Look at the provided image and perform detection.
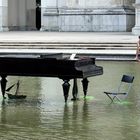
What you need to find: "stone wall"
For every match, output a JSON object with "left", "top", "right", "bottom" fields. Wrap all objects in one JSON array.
[
  {"left": 0, "top": 0, "right": 136, "bottom": 32},
  {"left": 42, "top": 0, "right": 135, "bottom": 32}
]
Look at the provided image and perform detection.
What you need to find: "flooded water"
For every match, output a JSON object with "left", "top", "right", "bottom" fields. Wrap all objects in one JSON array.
[{"left": 0, "top": 61, "right": 140, "bottom": 140}]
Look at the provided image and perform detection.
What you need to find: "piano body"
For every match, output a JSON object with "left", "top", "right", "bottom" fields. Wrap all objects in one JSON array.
[{"left": 0, "top": 53, "right": 103, "bottom": 102}]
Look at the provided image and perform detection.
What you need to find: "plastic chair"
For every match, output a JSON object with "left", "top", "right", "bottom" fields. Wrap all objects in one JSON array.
[{"left": 104, "top": 75, "right": 134, "bottom": 103}]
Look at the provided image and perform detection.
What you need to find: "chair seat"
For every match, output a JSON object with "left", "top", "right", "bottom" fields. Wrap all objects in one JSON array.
[{"left": 104, "top": 91, "right": 127, "bottom": 95}]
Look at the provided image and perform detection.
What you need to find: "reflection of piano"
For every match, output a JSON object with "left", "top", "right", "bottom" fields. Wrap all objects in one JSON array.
[{"left": 0, "top": 53, "right": 103, "bottom": 102}]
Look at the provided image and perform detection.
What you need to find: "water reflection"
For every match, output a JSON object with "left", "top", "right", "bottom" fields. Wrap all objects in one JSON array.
[{"left": 0, "top": 61, "right": 140, "bottom": 139}]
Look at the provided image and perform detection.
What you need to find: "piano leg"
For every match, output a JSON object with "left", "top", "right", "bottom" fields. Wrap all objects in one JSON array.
[
  {"left": 62, "top": 80, "right": 70, "bottom": 102},
  {"left": 71, "top": 78, "right": 78, "bottom": 101},
  {"left": 1, "top": 75, "right": 7, "bottom": 99},
  {"left": 82, "top": 78, "right": 89, "bottom": 98}
]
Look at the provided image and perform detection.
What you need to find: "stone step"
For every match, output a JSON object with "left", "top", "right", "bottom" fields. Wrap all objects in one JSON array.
[
  {"left": 0, "top": 48, "right": 136, "bottom": 61},
  {"left": 0, "top": 42, "right": 137, "bottom": 50},
  {"left": 0, "top": 42, "right": 137, "bottom": 61}
]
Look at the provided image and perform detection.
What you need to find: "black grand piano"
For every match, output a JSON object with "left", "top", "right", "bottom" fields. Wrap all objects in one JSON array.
[{"left": 0, "top": 53, "right": 103, "bottom": 102}]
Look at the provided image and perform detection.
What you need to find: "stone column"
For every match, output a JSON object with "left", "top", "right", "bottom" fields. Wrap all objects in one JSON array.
[
  {"left": 0, "top": 0, "right": 8, "bottom": 31},
  {"left": 18, "top": 0, "right": 26, "bottom": 30},
  {"left": 40, "top": 0, "right": 47, "bottom": 31},
  {"left": 132, "top": 0, "right": 140, "bottom": 35},
  {"left": 26, "top": 0, "right": 36, "bottom": 30},
  {"left": 8, "top": 0, "right": 18, "bottom": 30}
]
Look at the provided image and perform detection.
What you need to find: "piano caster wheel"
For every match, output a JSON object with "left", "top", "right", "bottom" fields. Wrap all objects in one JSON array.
[
  {"left": 71, "top": 97, "right": 79, "bottom": 101},
  {"left": 84, "top": 95, "right": 86, "bottom": 98},
  {"left": 3, "top": 96, "right": 6, "bottom": 99}
]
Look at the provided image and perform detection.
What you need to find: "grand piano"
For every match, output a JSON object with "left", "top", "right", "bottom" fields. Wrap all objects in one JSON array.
[{"left": 0, "top": 53, "right": 103, "bottom": 102}]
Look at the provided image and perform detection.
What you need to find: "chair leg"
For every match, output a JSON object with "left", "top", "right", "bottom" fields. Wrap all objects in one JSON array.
[
  {"left": 105, "top": 94, "right": 121, "bottom": 103},
  {"left": 111, "top": 96, "right": 121, "bottom": 102},
  {"left": 105, "top": 94, "right": 114, "bottom": 102},
  {"left": 114, "top": 96, "right": 121, "bottom": 102}
]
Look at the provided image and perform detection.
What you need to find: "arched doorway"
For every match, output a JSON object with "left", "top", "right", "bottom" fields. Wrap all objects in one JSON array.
[{"left": 8, "top": 0, "right": 41, "bottom": 31}]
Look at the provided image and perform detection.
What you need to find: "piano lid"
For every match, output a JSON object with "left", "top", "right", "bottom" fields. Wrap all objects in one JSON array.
[{"left": 0, "top": 53, "right": 63, "bottom": 59}]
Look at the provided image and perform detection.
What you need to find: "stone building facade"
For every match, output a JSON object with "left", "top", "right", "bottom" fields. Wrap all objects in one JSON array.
[{"left": 0, "top": 0, "right": 139, "bottom": 34}]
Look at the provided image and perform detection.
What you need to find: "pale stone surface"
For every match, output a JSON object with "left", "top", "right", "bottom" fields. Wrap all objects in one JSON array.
[
  {"left": 0, "top": 0, "right": 3, "bottom": 27},
  {"left": 136, "top": 0, "right": 140, "bottom": 3},
  {"left": 42, "top": 0, "right": 135, "bottom": 32},
  {"left": 132, "top": 1, "right": 140, "bottom": 34},
  {"left": 26, "top": 0, "right": 36, "bottom": 30},
  {"left": 0, "top": 0, "right": 136, "bottom": 32},
  {"left": 0, "top": 0, "right": 8, "bottom": 31},
  {"left": 8, "top": 0, "right": 36, "bottom": 31}
]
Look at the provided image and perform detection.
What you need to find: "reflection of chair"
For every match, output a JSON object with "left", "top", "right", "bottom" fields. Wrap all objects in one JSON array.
[{"left": 104, "top": 75, "right": 134, "bottom": 103}]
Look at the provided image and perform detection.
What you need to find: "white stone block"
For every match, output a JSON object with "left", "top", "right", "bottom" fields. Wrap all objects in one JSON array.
[
  {"left": 102, "top": 15, "right": 111, "bottom": 25},
  {"left": 112, "top": 16, "right": 119, "bottom": 25},
  {"left": 119, "top": 15, "right": 126, "bottom": 25},
  {"left": 46, "top": 0, "right": 57, "bottom": 7},
  {"left": 42, "top": 16, "right": 59, "bottom": 31}
]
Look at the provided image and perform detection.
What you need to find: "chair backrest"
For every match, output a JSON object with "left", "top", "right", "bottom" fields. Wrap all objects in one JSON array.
[
  {"left": 121, "top": 75, "right": 134, "bottom": 83},
  {"left": 118, "top": 75, "right": 134, "bottom": 96}
]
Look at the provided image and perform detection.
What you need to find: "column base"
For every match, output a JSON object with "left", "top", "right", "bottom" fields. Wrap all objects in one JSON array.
[
  {"left": 40, "top": 26, "right": 45, "bottom": 31},
  {"left": 0, "top": 26, "right": 9, "bottom": 31},
  {"left": 132, "top": 26, "right": 140, "bottom": 35}
]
